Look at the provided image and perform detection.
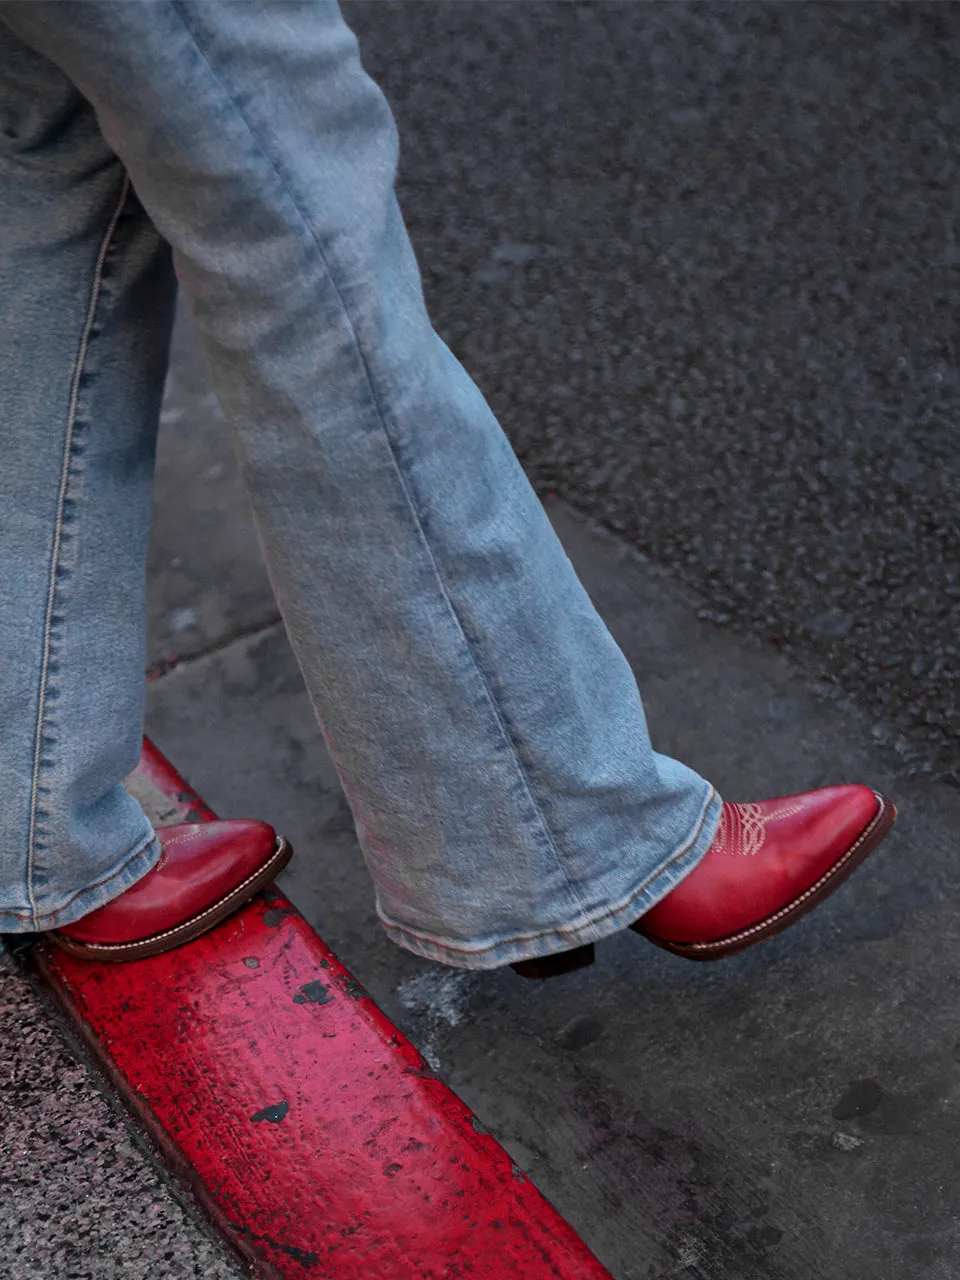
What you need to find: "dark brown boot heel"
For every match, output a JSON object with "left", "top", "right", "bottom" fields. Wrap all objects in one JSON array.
[{"left": 510, "top": 942, "right": 595, "bottom": 979}]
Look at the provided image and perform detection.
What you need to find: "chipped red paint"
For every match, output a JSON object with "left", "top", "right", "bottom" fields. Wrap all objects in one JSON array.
[
  {"left": 137, "top": 736, "right": 218, "bottom": 823},
  {"left": 33, "top": 739, "right": 612, "bottom": 1279}
]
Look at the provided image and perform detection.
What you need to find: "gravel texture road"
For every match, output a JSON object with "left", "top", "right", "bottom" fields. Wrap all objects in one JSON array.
[{"left": 0, "top": 950, "right": 241, "bottom": 1280}]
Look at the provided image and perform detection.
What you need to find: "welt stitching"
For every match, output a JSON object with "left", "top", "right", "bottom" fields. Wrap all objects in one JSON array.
[
  {"left": 165, "top": 6, "right": 585, "bottom": 919},
  {"left": 58, "top": 838, "right": 288, "bottom": 950},
  {"left": 674, "top": 794, "right": 888, "bottom": 953},
  {"left": 26, "top": 173, "right": 131, "bottom": 919}
]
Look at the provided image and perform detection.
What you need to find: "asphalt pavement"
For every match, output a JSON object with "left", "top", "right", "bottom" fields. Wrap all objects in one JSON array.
[
  {"left": 4, "top": 4, "right": 960, "bottom": 1279},
  {"left": 348, "top": 0, "right": 960, "bottom": 781}
]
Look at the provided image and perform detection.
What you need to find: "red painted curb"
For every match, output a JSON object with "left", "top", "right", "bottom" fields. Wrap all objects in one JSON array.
[{"left": 31, "top": 739, "right": 613, "bottom": 1279}]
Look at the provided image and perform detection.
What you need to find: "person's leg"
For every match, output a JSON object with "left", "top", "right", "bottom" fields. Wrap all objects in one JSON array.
[
  {"left": 0, "top": 24, "right": 292, "bottom": 958},
  {"left": 2, "top": 0, "right": 722, "bottom": 969},
  {"left": 0, "top": 23, "right": 175, "bottom": 932}
]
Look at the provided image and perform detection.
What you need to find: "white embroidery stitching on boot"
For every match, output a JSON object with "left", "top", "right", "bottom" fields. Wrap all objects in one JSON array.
[{"left": 717, "top": 802, "right": 805, "bottom": 856}]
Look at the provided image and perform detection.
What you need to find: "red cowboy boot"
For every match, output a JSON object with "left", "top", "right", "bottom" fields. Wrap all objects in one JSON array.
[
  {"left": 51, "top": 820, "right": 291, "bottom": 961},
  {"left": 513, "top": 785, "right": 895, "bottom": 978}
]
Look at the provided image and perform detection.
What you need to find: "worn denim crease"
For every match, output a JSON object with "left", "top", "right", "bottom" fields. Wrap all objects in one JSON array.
[
  {"left": 0, "top": 3, "right": 721, "bottom": 967},
  {"left": 27, "top": 172, "right": 131, "bottom": 921},
  {"left": 165, "top": 0, "right": 585, "bottom": 922},
  {"left": 379, "top": 781, "right": 718, "bottom": 960}
]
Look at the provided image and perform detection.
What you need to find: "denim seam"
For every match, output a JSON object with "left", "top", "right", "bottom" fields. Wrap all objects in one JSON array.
[
  {"left": 3, "top": 827, "right": 159, "bottom": 930},
  {"left": 25, "top": 173, "right": 131, "bottom": 921},
  {"left": 165, "top": 5, "right": 585, "bottom": 922},
  {"left": 377, "top": 782, "right": 718, "bottom": 958}
]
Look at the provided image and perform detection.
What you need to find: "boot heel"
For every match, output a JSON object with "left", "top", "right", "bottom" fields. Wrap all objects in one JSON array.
[{"left": 510, "top": 942, "right": 595, "bottom": 980}]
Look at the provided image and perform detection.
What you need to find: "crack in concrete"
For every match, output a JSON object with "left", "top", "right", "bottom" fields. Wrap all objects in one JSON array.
[{"left": 146, "top": 613, "right": 283, "bottom": 681}]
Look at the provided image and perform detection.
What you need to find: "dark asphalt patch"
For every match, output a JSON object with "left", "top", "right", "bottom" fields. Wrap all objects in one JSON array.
[{"left": 347, "top": 0, "right": 960, "bottom": 782}]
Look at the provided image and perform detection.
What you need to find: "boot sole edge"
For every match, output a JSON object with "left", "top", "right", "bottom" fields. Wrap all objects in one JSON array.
[
  {"left": 636, "top": 792, "right": 897, "bottom": 962},
  {"left": 49, "top": 837, "right": 293, "bottom": 962}
]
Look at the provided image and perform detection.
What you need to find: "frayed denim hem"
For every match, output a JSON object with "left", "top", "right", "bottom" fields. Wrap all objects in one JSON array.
[{"left": 379, "top": 786, "right": 723, "bottom": 971}]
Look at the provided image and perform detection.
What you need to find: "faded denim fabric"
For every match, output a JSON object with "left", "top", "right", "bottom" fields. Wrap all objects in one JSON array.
[{"left": 0, "top": 2, "right": 720, "bottom": 968}]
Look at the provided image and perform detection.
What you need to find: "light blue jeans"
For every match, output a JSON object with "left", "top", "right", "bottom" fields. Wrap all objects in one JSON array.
[{"left": 0, "top": 1, "right": 720, "bottom": 969}]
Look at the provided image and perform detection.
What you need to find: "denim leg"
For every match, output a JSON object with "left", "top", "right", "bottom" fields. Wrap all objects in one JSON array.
[
  {"left": 3, "top": 1, "right": 721, "bottom": 967},
  {"left": 0, "top": 24, "right": 175, "bottom": 931}
]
